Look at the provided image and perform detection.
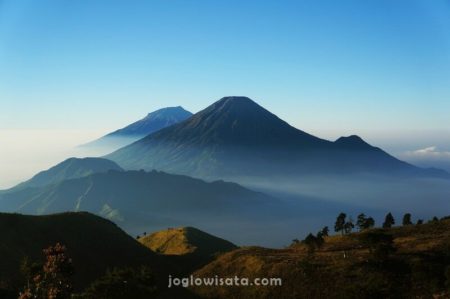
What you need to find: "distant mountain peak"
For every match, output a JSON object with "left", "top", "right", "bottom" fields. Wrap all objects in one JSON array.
[
  {"left": 106, "top": 97, "right": 448, "bottom": 179},
  {"left": 79, "top": 106, "right": 193, "bottom": 151},
  {"left": 217, "top": 96, "right": 255, "bottom": 105},
  {"left": 8, "top": 157, "right": 123, "bottom": 191},
  {"left": 209, "top": 96, "right": 265, "bottom": 113},
  {"left": 334, "top": 135, "right": 373, "bottom": 149},
  {"left": 140, "top": 96, "right": 326, "bottom": 148},
  {"left": 143, "top": 106, "right": 190, "bottom": 119}
]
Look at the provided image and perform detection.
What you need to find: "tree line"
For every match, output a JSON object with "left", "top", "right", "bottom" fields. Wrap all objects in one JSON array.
[{"left": 294, "top": 212, "right": 441, "bottom": 252}]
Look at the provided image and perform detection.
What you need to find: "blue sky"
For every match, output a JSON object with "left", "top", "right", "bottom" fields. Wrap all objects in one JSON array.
[
  {"left": 1, "top": 0, "right": 449, "bottom": 132},
  {"left": 0, "top": 0, "right": 450, "bottom": 188}
]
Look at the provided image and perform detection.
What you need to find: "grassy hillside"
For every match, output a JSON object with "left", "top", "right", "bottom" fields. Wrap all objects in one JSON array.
[
  {"left": 191, "top": 219, "right": 450, "bottom": 299},
  {"left": 139, "top": 227, "right": 238, "bottom": 274},
  {"left": 0, "top": 212, "right": 174, "bottom": 294},
  {"left": 139, "top": 227, "right": 237, "bottom": 256}
]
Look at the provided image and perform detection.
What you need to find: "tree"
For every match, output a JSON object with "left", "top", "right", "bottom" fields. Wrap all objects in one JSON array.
[
  {"left": 335, "top": 213, "right": 347, "bottom": 235},
  {"left": 291, "top": 238, "right": 300, "bottom": 246},
  {"left": 344, "top": 218, "right": 355, "bottom": 234},
  {"left": 402, "top": 213, "right": 412, "bottom": 226},
  {"left": 417, "top": 219, "right": 423, "bottom": 225},
  {"left": 357, "top": 213, "right": 367, "bottom": 231},
  {"left": 357, "top": 214, "right": 376, "bottom": 230},
  {"left": 365, "top": 217, "right": 375, "bottom": 229},
  {"left": 382, "top": 212, "right": 395, "bottom": 228},
  {"left": 19, "top": 243, "right": 74, "bottom": 299},
  {"left": 321, "top": 226, "right": 329, "bottom": 237},
  {"left": 303, "top": 232, "right": 324, "bottom": 254}
]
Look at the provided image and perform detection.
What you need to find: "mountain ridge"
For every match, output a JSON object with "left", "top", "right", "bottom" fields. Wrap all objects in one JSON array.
[
  {"left": 7, "top": 157, "right": 123, "bottom": 192},
  {"left": 106, "top": 96, "right": 448, "bottom": 180}
]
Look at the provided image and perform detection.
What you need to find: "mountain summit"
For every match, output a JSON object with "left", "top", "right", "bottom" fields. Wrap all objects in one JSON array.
[
  {"left": 106, "top": 97, "right": 447, "bottom": 180},
  {"left": 139, "top": 96, "right": 328, "bottom": 148},
  {"left": 108, "top": 106, "right": 192, "bottom": 137},
  {"left": 81, "top": 106, "right": 192, "bottom": 152}
]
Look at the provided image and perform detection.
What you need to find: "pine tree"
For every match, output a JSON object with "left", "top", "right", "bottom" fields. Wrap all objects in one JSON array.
[
  {"left": 356, "top": 213, "right": 367, "bottom": 231},
  {"left": 365, "top": 217, "right": 375, "bottom": 229},
  {"left": 382, "top": 212, "right": 395, "bottom": 228},
  {"left": 335, "top": 213, "right": 346, "bottom": 235},
  {"left": 344, "top": 217, "right": 355, "bottom": 234},
  {"left": 321, "top": 226, "right": 329, "bottom": 237},
  {"left": 402, "top": 213, "right": 412, "bottom": 226}
]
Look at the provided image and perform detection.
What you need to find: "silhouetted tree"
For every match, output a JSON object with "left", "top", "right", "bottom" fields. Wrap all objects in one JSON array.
[
  {"left": 357, "top": 214, "right": 376, "bottom": 231},
  {"left": 303, "top": 231, "right": 325, "bottom": 254},
  {"left": 303, "top": 233, "right": 317, "bottom": 254},
  {"left": 382, "top": 212, "right": 395, "bottom": 228},
  {"left": 321, "top": 226, "right": 329, "bottom": 237},
  {"left": 335, "top": 213, "right": 346, "bottom": 235},
  {"left": 315, "top": 232, "right": 325, "bottom": 248},
  {"left": 344, "top": 217, "right": 355, "bottom": 234},
  {"left": 357, "top": 213, "right": 367, "bottom": 231},
  {"left": 402, "top": 213, "right": 412, "bottom": 226},
  {"left": 417, "top": 219, "right": 423, "bottom": 225},
  {"left": 19, "top": 243, "right": 74, "bottom": 299},
  {"left": 365, "top": 217, "right": 375, "bottom": 229}
]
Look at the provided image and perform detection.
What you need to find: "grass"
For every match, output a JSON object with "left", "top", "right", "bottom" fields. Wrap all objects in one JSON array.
[{"left": 191, "top": 219, "right": 450, "bottom": 299}]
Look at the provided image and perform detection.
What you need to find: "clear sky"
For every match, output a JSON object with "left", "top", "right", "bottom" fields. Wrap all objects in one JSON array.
[{"left": 1, "top": 0, "right": 450, "bottom": 188}]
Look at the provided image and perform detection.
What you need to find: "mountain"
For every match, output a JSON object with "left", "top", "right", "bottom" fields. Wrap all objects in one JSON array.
[
  {"left": 0, "top": 170, "right": 274, "bottom": 237},
  {"left": 106, "top": 96, "right": 447, "bottom": 180},
  {"left": 81, "top": 106, "right": 192, "bottom": 151},
  {"left": 138, "top": 226, "right": 237, "bottom": 256},
  {"left": 8, "top": 157, "right": 123, "bottom": 191},
  {"left": 0, "top": 212, "right": 173, "bottom": 293},
  {"left": 192, "top": 218, "right": 450, "bottom": 299}
]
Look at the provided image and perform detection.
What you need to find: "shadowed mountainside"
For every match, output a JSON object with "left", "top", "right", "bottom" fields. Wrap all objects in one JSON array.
[
  {"left": 7, "top": 157, "right": 123, "bottom": 192},
  {"left": 0, "top": 170, "right": 275, "bottom": 241},
  {"left": 106, "top": 96, "right": 448, "bottom": 181},
  {"left": 0, "top": 212, "right": 174, "bottom": 292}
]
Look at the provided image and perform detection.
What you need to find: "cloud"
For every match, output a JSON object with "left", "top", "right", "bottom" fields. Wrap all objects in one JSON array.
[
  {"left": 405, "top": 146, "right": 450, "bottom": 159},
  {"left": 0, "top": 129, "right": 106, "bottom": 189}
]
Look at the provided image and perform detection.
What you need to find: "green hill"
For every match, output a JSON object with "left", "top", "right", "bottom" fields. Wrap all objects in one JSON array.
[
  {"left": 0, "top": 212, "right": 173, "bottom": 295},
  {"left": 191, "top": 219, "right": 450, "bottom": 299}
]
